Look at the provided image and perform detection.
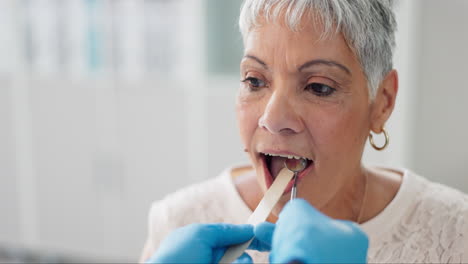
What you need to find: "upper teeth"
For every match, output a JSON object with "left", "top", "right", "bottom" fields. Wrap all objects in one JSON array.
[{"left": 263, "top": 153, "right": 306, "bottom": 160}]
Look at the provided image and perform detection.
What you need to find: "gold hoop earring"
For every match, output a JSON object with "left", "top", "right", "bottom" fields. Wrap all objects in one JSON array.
[{"left": 369, "top": 128, "right": 389, "bottom": 151}]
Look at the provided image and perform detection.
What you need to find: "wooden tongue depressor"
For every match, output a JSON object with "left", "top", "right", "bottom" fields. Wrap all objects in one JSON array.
[{"left": 219, "top": 168, "right": 294, "bottom": 263}]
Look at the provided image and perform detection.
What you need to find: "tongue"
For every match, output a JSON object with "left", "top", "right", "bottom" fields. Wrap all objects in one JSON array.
[{"left": 270, "top": 156, "right": 288, "bottom": 179}]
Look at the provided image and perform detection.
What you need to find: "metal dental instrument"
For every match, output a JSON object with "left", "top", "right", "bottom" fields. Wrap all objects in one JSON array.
[{"left": 284, "top": 158, "right": 308, "bottom": 200}]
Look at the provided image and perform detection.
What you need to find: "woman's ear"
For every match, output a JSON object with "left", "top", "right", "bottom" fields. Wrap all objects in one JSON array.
[{"left": 370, "top": 70, "right": 398, "bottom": 133}]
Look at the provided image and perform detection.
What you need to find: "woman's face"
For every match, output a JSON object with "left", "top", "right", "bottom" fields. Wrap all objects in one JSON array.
[{"left": 237, "top": 17, "right": 374, "bottom": 214}]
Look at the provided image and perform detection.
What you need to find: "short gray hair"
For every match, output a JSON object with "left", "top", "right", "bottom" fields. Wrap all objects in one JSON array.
[{"left": 239, "top": 0, "right": 397, "bottom": 98}]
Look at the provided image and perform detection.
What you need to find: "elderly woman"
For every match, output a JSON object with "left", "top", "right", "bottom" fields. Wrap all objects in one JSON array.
[{"left": 140, "top": 0, "right": 468, "bottom": 263}]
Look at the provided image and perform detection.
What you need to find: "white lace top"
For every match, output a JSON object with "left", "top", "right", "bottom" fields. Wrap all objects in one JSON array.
[{"left": 144, "top": 167, "right": 468, "bottom": 263}]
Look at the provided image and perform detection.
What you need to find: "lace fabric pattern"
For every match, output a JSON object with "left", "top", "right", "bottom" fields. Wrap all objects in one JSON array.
[{"left": 368, "top": 182, "right": 468, "bottom": 263}]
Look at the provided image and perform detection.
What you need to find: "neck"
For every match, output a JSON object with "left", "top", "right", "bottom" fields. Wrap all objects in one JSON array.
[{"left": 320, "top": 166, "right": 368, "bottom": 223}]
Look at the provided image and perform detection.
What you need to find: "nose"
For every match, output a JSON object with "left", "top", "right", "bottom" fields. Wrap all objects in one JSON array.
[{"left": 258, "top": 91, "right": 304, "bottom": 135}]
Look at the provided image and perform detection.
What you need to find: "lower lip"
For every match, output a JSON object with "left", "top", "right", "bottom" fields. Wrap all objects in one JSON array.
[{"left": 261, "top": 155, "right": 314, "bottom": 194}]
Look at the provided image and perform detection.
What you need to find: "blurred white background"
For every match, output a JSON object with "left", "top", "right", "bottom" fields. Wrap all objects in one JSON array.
[{"left": 0, "top": 0, "right": 467, "bottom": 262}]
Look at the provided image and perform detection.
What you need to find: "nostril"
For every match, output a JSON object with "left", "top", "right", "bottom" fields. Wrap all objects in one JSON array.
[
  {"left": 258, "top": 116, "right": 301, "bottom": 135},
  {"left": 279, "top": 127, "right": 299, "bottom": 135},
  {"left": 257, "top": 106, "right": 304, "bottom": 134}
]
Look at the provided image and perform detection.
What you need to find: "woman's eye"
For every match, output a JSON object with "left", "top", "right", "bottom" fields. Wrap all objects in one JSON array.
[
  {"left": 305, "top": 83, "right": 336, "bottom": 96},
  {"left": 241, "top": 77, "right": 266, "bottom": 90}
]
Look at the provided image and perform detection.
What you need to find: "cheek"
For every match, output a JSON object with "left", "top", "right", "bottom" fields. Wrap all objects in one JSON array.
[
  {"left": 236, "top": 100, "right": 260, "bottom": 147},
  {"left": 309, "top": 106, "right": 369, "bottom": 158}
]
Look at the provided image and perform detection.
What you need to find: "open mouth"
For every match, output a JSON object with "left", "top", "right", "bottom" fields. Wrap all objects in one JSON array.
[{"left": 260, "top": 152, "right": 314, "bottom": 190}]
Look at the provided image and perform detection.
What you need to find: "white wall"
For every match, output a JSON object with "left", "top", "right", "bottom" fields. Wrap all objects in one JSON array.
[
  {"left": 412, "top": 0, "right": 468, "bottom": 191},
  {"left": 0, "top": 80, "right": 21, "bottom": 243}
]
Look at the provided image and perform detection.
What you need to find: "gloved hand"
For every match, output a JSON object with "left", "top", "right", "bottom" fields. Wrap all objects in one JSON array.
[
  {"left": 253, "top": 199, "right": 369, "bottom": 264},
  {"left": 145, "top": 223, "right": 254, "bottom": 264}
]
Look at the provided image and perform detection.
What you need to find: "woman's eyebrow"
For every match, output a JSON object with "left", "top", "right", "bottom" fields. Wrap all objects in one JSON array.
[
  {"left": 298, "top": 59, "right": 351, "bottom": 76},
  {"left": 242, "top": 55, "right": 351, "bottom": 76},
  {"left": 242, "top": 54, "right": 268, "bottom": 69}
]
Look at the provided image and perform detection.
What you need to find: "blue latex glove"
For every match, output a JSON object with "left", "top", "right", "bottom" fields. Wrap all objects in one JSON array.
[
  {"left": 146, "top": 223, "right": 254, "bottom": 264},
  {"left": 253, "top": 199, "right": 369, "bottom": 264}
]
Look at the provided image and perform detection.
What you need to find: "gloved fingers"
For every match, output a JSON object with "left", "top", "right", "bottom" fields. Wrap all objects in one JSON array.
[
  {"left": 272, "top": 210, "right": 369, "bottom": 264},
  {"left": 254, "top": 222, "right": 275, "bottom": 242},
  {"left": 232, "top": 252, "right": 253, "bottom": 264},
  {"left": 213, "top": 249, "right": 253, "bottom": 264},
  {"left": 248, "top": 222, "right": 274, "bottom": 252},
  {"left": 203, "top": 223, "right": 254, "bottom": 247},
  {"left": 333, "top": 219, "right": 370, "bottom": 250},
  {"left": 247, "top": 237, "right": 271, "bottom": 252},
  {"left": 277, "top": 199, "right": 328, "bottom": 226}
]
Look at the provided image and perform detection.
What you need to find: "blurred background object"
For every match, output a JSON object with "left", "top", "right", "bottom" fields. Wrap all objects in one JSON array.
[{"left": 0, "top": 0, "right": 467, "bottom": 262}]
